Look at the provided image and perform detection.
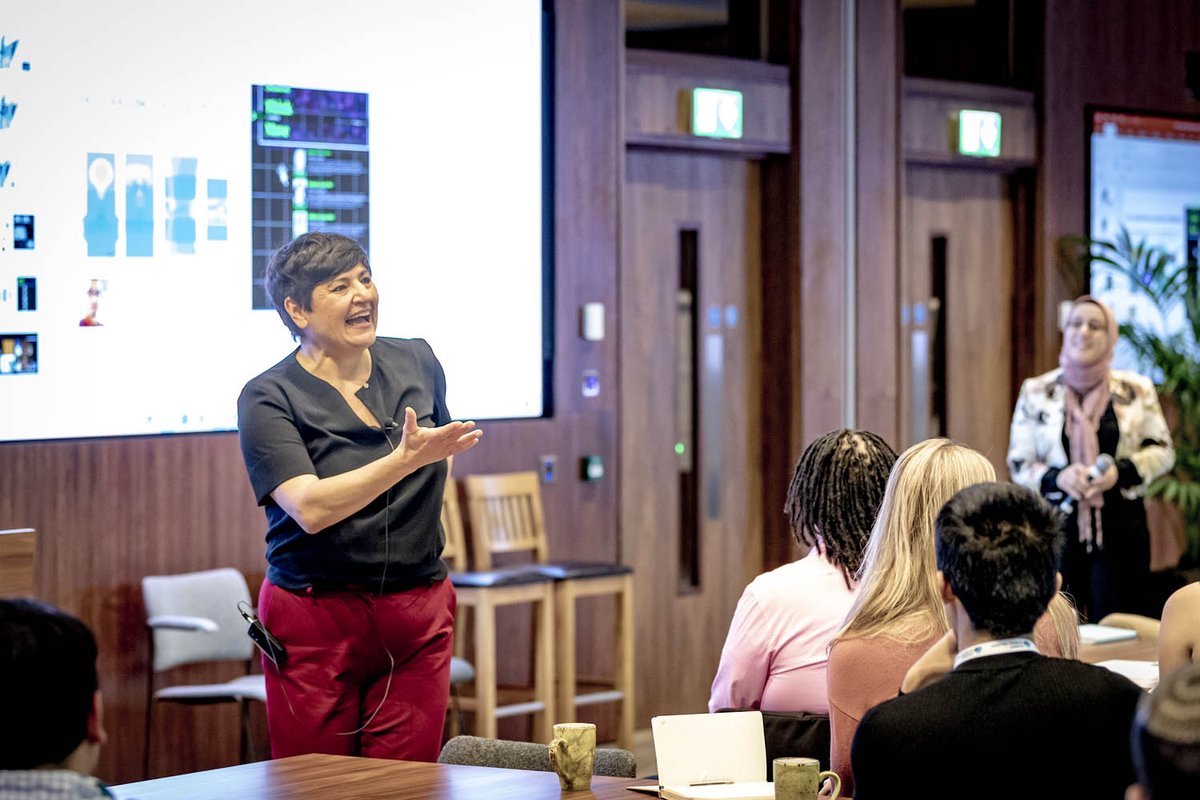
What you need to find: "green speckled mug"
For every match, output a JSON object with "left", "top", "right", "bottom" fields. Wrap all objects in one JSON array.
[{"left": 773, "top": 757, "right": 841, "bottom": 800}]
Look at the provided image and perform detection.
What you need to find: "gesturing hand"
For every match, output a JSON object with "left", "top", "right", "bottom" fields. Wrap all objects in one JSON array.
[{"left": 398, "top": 407, "right": 482, "bottom": 469}]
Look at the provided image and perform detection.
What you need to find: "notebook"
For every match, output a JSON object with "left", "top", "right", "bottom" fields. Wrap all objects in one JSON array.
[{"left": 626, "top": 711, "right": 774, "bottom": 800}]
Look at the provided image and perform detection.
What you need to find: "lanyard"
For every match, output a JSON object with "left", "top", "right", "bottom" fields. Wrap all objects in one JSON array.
[{"left": 953, "top": 637, "right": 1038, "bottom": 669}]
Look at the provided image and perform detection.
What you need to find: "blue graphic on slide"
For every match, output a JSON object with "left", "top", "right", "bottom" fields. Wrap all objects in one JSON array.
[
  {"left": 0, "top": 97, "right": 15, "bottom": 129},
  {"left": 0, "top": 162, "right": 9, "bottom": 187},
  {"left": 126, "top": 155, "right": 153, "bottom": 257},
  {"left": 0, "top": 37, "right": 17, "bottom": 69},
  {"left": 84, "top": 153, "right": 118, "bottom": 257},
  {"left": 165, "top": 157, "right": 197, "bottom": 253},
  {"left": 207, "top": 179, "right": 227, "bottom": 240}
]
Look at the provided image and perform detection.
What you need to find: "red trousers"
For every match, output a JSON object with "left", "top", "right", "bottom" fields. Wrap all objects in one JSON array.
[{"left": 257, "top": 577, "right": 455, "bottom": 761}]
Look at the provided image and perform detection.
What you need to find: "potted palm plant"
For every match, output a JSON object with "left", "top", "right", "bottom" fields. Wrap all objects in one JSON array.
[{"left": 1060, "top": 227, "right": 1200, "bottom": 565}]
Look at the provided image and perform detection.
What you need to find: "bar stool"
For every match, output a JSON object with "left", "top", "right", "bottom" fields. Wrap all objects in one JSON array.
[
  {"left": 461, "top": 471, "right": 635, "bottom": 749},
  {"left": 441, "top": 477, "right": 556, "bottom": 741}
]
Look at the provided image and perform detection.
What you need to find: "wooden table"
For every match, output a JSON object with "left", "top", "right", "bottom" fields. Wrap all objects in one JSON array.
[{"left": 111, "top": 754, "right": 647, "bottom": 800}]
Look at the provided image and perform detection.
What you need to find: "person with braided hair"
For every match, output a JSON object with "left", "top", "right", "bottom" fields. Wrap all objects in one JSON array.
[{"left": 708, "top": 429, "right": 897, "bottom": 714}]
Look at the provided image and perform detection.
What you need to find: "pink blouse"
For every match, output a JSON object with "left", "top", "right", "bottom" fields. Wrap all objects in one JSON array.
[{"left": 708, "top": 549, "right": 858, "bottom": 714}]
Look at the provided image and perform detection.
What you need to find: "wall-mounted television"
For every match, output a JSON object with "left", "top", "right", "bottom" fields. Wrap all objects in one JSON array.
[
  {"left": 1087, "top": 106, "right": 1200, "bottom": 369},
  {"left": 0, "top": 0, "right": 552, "bottom": 443}
]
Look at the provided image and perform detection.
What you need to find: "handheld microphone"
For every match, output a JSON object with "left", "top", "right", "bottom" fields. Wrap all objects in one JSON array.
[{"left": 1058, "top": 454, "right": 1116, "bottom": 514}]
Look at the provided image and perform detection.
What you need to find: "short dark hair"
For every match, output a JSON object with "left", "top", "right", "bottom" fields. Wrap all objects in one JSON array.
[
  {"left": 935, "top": 482, "right": 1063, "bottom": 638},
  {"left": 265, "top": 232, "right": 370, "bottom": 336},
  {"left": 0, "top": 599, "right": 99, "bottom": 769},
  {"left": 784, "top": 429, "right": 897, "bottom": 586},
  {"left": 1133, "top": 662, "right": 1200, "bottom": 799}
]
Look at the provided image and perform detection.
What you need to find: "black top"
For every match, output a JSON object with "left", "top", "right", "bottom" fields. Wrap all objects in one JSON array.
[
  {"left": 237, "top": 337, "right": 451, "bottom": 592},
  {"left": 851, "top": 652, "right": 1142, "bottom": 800}
]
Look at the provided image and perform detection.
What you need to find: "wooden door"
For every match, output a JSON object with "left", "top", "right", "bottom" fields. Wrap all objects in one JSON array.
[
  {"left": 621, "top": 151, "right": 763, "bottom": 721},
  {"left": 900, "top": 166, "right": 1016, "bottom": 473}
]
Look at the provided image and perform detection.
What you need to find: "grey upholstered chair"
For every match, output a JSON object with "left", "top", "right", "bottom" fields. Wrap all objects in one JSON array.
[
  {"left": 142, "top": 567, "right": 267, "bottom": 777},
  {"left": 437, "top": 734, "right": 637, "bottom": 778}
]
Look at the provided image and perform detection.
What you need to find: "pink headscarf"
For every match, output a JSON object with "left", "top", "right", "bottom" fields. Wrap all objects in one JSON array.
[{"left": 1059, "top": 295, "right": 1118, "bottom": 549}]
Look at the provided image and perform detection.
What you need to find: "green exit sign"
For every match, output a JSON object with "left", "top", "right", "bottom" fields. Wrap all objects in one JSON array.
[
  {"left": 957, "top": 109, "right": 1002, "bottom": 157},
  {"left": 691, "top": 88, "right": 743, "bottom": 139}
]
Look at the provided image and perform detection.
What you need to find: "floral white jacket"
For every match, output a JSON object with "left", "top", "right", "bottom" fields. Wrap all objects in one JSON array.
[{"left": 1007, "top": 368, "right": 1175, "bottom": 499}]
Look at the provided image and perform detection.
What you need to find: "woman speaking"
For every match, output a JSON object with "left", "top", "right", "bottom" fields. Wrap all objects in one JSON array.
[
  {"left": 237, "top": 232, "right": 481, "bottom": 761},
  {"left": 1007, "top": 295, "right": 1173, "bottom": 620}
]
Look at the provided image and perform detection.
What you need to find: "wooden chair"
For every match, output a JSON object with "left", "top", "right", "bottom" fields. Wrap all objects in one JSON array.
[
  {"left": 442, "top": 477, "right": 557, "bottom": 741},
  {"left": 462, "top": 472, "right": 635, "bottom": 749},
  {"left": 0, "top": 528, "right": 36, "bottom": 596}
]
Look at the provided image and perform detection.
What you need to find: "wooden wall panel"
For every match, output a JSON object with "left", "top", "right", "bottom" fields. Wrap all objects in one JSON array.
[
  {"left": 1039, "top": 0, "right": 1200, "bottom": 370},
  {"left": 625, "top": 50, "right": 790, "bottom": 153},
  {"left": 0, "top": 434, "right": 266, "bottom": 782},
  {"left": 903, "top": 78, "right": 1037, "bottom": 167},
  {"left": 0, "top": 0, "right": 623, "bottom": 780},
  {"left": 855, "top": 0, "right": 902, "bottom": 446},
  {"left": 760, "top": 0, "right": 901, "bottom": 568}
]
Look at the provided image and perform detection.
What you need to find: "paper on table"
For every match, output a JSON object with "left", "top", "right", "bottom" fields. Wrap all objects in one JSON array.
[
  {"left": 657, "top": 780, "right": 775, "bottom": 800},
  {"left": 1079, "top": 624, "right": 1139, "bottom": 645},
  {"left": 1096, "top": 659, "right": 1159, "bottom": 691}
]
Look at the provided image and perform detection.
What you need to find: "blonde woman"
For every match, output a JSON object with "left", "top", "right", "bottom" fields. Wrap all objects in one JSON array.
[{"left": 824, "top": 439, "right": 1077, "bottom": 794}]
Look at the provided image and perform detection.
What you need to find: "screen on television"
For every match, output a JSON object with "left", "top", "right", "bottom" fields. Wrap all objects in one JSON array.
[
  {"left": 0, "top": 1, "right": 550, "bottom": 442},
  {"left": 1088, "top": 107, "right": 1200, "bottom": 369}
]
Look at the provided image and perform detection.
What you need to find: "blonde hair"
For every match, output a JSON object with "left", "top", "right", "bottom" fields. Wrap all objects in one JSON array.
[
  {"left": 1041, "top": 592, "right": 1081, "bottom": 659},
  {"left": 832, "top": 438, "right": 996, "bottom": 645}
]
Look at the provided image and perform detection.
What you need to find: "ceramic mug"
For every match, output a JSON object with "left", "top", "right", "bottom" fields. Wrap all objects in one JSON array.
[
  {"left": 548, "top": 722, "right": 596, "bottom": 791},
  {"left": 773, "top": 756, "right": 841, "bottom": 800}
]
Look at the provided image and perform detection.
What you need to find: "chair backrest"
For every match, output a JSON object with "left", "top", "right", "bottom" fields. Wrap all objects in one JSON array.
[
  {"left": 438, "top": 735, "right": 637, "bottom": 778},
  {"left": 0, "top": 528, "right": 36, "bottom": 597},
  {"left": 462, "top": 472, "right": 550, "bottom": 570},
  {"left": 440, "top": 477, "right": 468, "bottom": 571},
  {"left": 714, "top": 708, "right": 832, "bottom": 776},
  {"left": 142, "top": 567, "right": 255, "bottom": 672}
]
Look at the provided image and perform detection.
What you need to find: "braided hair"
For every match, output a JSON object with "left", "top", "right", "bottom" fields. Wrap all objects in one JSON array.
[{"left": 783, "top": 429, "right": 896, "bottom": 587}]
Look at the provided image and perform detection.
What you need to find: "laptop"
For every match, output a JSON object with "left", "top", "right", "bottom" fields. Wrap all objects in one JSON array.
[{"left": 626, "top": 711, "right": 772, "bottom": 799}]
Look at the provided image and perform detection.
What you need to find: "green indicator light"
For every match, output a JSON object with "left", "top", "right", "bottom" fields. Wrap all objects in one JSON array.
[
  {"left": 308, "top": 212, "right": 337, "bottom": 222},
  {"left": 263, "top": 121, "right": 291, "bottom": 138},
  {"left": 263, "top": 98, "right": 294, "bottom": 116},
  {"left": 674, "top": 443, "right": 686, "bottom": 455}
]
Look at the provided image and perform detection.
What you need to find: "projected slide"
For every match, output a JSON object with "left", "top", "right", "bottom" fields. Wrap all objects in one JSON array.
[
  {"left": 0, "top": 2, "right": 547, "bottom": 442},
  {"left": 251, "top": 85, "right": 370, "bottom": 308},
  {"left": 1089, "top": 109, "right": 1200, "bottom": 369}
]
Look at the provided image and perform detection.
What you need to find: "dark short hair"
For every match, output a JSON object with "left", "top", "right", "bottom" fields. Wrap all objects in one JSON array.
[
  {"left": 784, "top": 429, "right": 897, "bottom": 586},
  {"left": 1133, "top": 662, "right": 1200, "bottom": 799},
  {"left": 265, "top": 232, "right": 370, "bottom": 337},
  {"left": 935, "top": 482, "right": 1063, "bottom": 638},
  {"left": 0, "top": 599, "right": 99, "bottom": 769}
]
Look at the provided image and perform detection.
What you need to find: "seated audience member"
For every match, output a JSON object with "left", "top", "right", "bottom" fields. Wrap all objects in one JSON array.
[
  {"left": 851, "top": 483, "right": 1142, "bottom": 800},
  {"left": 825, "top": 439, "right": 994, "bottom": 794},
  {"left": 826, "top": 439, "right": 1080, "bottom": 793},
  {"left": 0, "top": 599, "right": 109, "bottom": 799},
  {"left": 1158, "top": 582, "right": 1200, "bottom": 679},
  {"left": 709, "top": 430, "right": 897, "bottom": 714},
  {"left": 1129, "top": 660, "right": 1200, "bottom": 800}
]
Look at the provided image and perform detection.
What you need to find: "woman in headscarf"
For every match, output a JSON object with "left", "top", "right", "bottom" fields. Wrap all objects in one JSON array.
[{"left": 1007, "top": 295, "right": 1174, "bottom": 621}]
